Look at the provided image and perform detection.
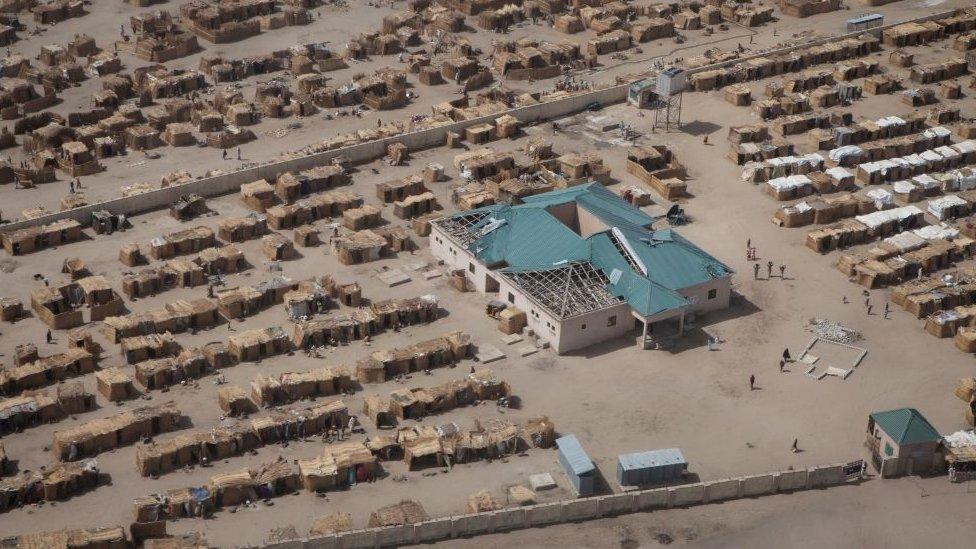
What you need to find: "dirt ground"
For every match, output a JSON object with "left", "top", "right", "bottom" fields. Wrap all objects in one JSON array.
[{"left": 1, "top": 0, "right": 976, "bottom": 546}]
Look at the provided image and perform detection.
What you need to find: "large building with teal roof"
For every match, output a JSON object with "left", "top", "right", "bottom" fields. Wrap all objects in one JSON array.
[{"left": 429, "top": 184, "right": 733, "bottom": 353}]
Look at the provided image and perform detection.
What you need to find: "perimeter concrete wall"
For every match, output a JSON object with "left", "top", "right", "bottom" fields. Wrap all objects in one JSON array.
[
  {"left": 3, "top": 8, "right": 957, "bottom": 238},
  {"left": 526, "top": 502, "right": 563, "bottom": 526},
  {"left": 0, "top": 85, "right": 626, "bottom": 235},
  {"left": 704, "top": 478, "right": 741, "bottom": 502},
  {"left": 669, "top": 482, "right": 705, "bottom": 506},
  {"left": 563, "top": 497, "right": 600, "bottom": 521},
  {"left": 636, "top": 487, "right": 669, "bottom": 510},
  {"left": 288, "top": 462, "right": 858, "bottom": 548},
  {"left": 598, "top": 493, "right": 635, "bottom": 515},
  {"left": 740, "top": 473, "right": 778, "bottom": 497},
  {"left": 778, "top": 469, "right": 810, "bottom": 491}
]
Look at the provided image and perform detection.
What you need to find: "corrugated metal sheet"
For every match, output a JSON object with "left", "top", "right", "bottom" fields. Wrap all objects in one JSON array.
[
  {"left": 471, "top": 208, "right": 588, "bottom": 269},
  {"left": 618, "top": 448, "right": 686, "bottom": 470}
]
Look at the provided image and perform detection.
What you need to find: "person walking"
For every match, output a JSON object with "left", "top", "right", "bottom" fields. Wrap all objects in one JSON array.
[
  {"left": 747, "top": 238, "right": 751, "bottom": 249},
  {"left": 779, "top": 264, "right": 786, "bottom": 278},
  {"left": 749, "top": 374, "right": 756, "bottom": 390},
  {"left": 791, "top": 438, "right": 799, "bottom": 453},
  {"left": 222, "top": 149, "right": 227, "bottom": 160},
  {"left": 779, "top": 359, "right": 785, "bottom": 372},
  {"left": 766, "top": 260, "right": 773, "bottom": 279},
  {"left": 46, "top": 329, "right": 52, "bottom": 343},
  {"left": 753, "top": 263, "right": 760, "bottom": 280},
  {"left": 69, "top": 180, "right": 74, "bottom": 194},
  {"left": 884, "top": 302, "right": 890, "bottom": 319},
  {"left": 783, "top": 348, "right": 791, "bottom": 362},
  {"left": 236, "top": 147, "right": 242, "bottom": 160}
]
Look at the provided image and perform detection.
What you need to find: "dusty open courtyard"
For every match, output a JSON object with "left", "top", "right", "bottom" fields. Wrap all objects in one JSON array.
[{"left": 0, "top": 0, "right": 975, "bottom": 547}]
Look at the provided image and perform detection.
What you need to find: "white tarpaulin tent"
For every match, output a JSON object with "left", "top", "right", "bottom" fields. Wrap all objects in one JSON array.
[{"left": 855, "top": 205, "right": 923, "bottom": 229}]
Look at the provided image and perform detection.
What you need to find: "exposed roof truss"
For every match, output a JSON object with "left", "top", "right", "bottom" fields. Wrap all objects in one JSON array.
[
  {"left": 503, "top": 261, "right": 622, "bottom": 319},
  {"left": 434, "top": 210, "right": 494, "bottom": 246}
]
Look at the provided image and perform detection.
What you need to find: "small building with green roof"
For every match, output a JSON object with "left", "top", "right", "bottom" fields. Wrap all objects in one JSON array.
[
  {"left": 866, "top": 408, "right": 943, "bottom": 477},
  {"left": 429, "top": 183, "right": 733, "bottom": 353}
]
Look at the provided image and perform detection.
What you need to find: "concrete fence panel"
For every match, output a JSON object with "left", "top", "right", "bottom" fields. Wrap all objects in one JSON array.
[
  {"left": 740, "top": 474, "right": 778, "bottom": 497},
  {"left": 809, "top": 464, "right": 847, "bottom": 487},
  {"left": 597, "top": 493, "right": 635, "bottom": 516},
  {"left": 489, "top": 508, "right": 526, "bottom": 532},
  {"left": 374, "top": 525, "right": 415, "bottom": 547},
  {"left": 257, "top": 459, "right": 860, "bottom": 549},
  {"left": 451, "top": 513, "right": 490, "bottom": 538},
  {"left": 669, "top": 483, "right": 705, "bottom": 507},
  {"left": 526, "top": 502, "right": 564, "bottom": 526},
  {"left": 302, "top": 536, "right": 337, "bottom": 549},
  {"left": 335, "top": 529, "right": 376, "bottom": 549},
  {"left": 562, "top": 498, "right": 601, "bottom": 522},
  {"left": 263, "top": 541, "right": 304, "bottom": 549},
  {"left": 635, "top": 487, "right": 669, "bottom": 510},
  {"left": 414, "top": 517, "right": 453, "bottom": 543},
  {"left": 703, "top": 478, "right": 740, "bottom": 502},
  {"left": 777, "top": 469, "right": 809, "bottom": 491}
]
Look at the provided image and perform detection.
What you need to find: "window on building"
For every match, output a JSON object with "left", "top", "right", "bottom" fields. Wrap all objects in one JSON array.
[
  {"left": 507, "top": 292, "right": 515, "bottom": 304},
  {"left": 708, "top": 289, "right": 717, "bottom": 300},
  {"left": 468, "top": 262, "right": 475, "bottom": 274},
  {"left": 884, "top": 442, "right": 893, "bottom": 456},
  {"left": 581, "top": 323, "right": 586, "bottom": 330},
  {"left": 607, "top": 315, "right": 616, "bottom": 327}
]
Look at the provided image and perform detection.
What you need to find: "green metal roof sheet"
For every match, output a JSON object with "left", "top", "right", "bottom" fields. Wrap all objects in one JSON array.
[
  {"left": 446, "top": 183, "right": 730, "bottom": 318},
  {"left": 467, "top": 207, "right": 589, "bottom": 269},
  {"left": 870, "top": 408, "right": 940, "bottom": 446},
  {"left": 520, "top": 183, "right": 654, "bottom": 228},
  {"left": 589, "top": 232, "right": 689, "bottom": 317},
  {"left": 611, "top": 226, "right": 733, "bottom": 290}
]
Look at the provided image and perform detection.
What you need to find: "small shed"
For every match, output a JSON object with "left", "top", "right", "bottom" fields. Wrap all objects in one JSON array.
[
  {"left": 866, "top": 408, "right": 942, "bottom": 477},
  {"left": 556, "top": 434, "right": 596, "bottom": 496},
  {"left": 846, "top": 13, "right": 883, "bottom": 33},
  {"left": 616, "top": 448, "right": 687, "bottom": 486}
]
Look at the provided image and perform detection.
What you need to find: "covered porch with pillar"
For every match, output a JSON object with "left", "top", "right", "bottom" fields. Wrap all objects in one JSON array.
[{"left": 633, "top": 306, "right": 688, "bottom": 350}]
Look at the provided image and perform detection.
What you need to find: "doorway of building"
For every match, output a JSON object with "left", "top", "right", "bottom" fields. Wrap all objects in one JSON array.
[{"left": 485, "top": 274, "right": 500, "bottom": 293}]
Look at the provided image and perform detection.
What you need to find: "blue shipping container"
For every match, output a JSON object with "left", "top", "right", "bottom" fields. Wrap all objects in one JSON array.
[
  {"left": 616, "top": 448, "right": 687, "bottom": 487},
  {"left": 556, "top": 435, "right": 596, "bottom": 495}
]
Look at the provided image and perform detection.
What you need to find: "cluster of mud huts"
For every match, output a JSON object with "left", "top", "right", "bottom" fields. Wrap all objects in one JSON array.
[
  {"left": 135, "top": 399, "right": 349, "bottom": 477},
  {"left": 292, "top": 295, "right": 440, "bottom": 349},
  {"left": 354, "top": 330, "right": 470, "bottom": 383},
  {"left": 179, "top": 0, "right": 309, "bottom": 44},
  {"left": 361, "top": 415, "right": 554, "bottom": 470},
  {"left": 363, "top": 368, "right": 510, "bottom": 427}
]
